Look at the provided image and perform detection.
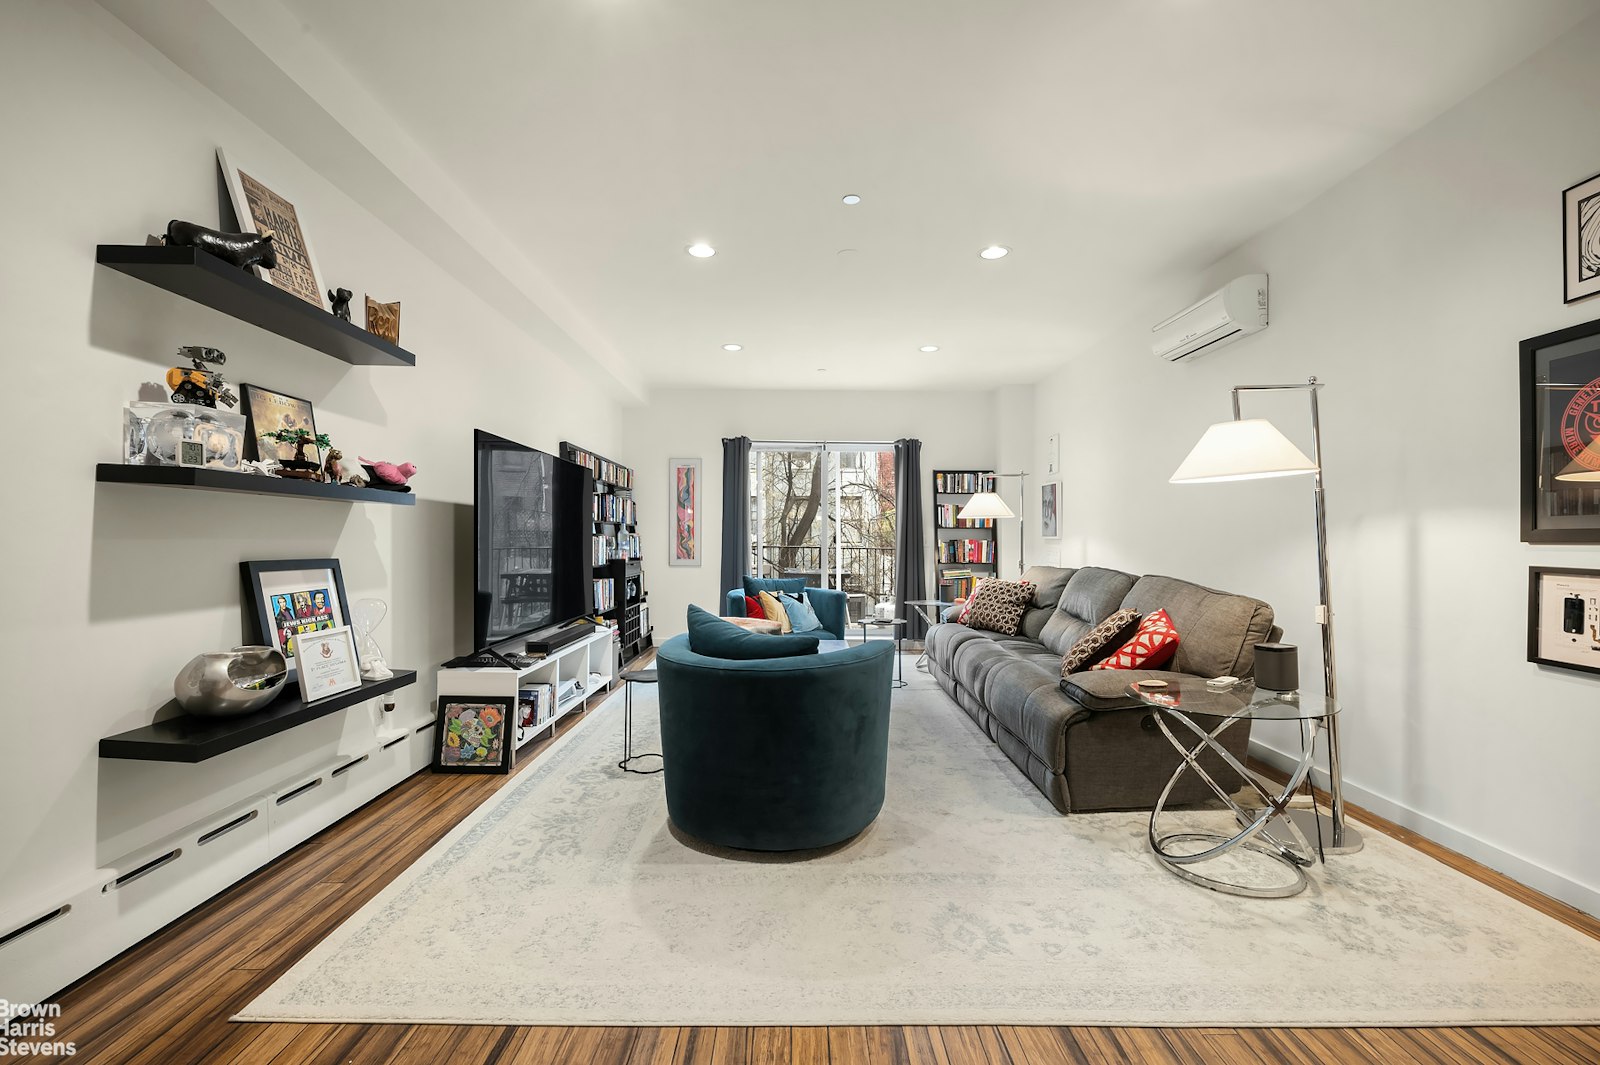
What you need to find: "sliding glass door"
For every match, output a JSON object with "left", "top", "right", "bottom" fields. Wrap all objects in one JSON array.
[{"left": 749, "top": 443, "right": 896, "bottom": 623}]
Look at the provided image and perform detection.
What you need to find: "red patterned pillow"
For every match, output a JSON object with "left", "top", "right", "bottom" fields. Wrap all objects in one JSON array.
[
  {"left": 745, "top": 595, "right": 765, "bottom": 620},
  {"left": 1090, "top": 609, "right": 1180, "bottom": 670}
]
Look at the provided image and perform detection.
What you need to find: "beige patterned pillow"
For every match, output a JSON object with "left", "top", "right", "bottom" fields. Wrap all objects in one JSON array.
[
  {"left": 965, "top": 579, "right": 1036, "bottom": 636},
  {"left": 757, "top": 590, "right": 792, "bottom": 633},
  {"left": 1060, "top": 608, "right": 1141, "bottom": 677}
]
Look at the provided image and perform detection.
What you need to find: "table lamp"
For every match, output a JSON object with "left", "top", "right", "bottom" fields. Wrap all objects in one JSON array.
[{"left": 1169, "top": 376, "right": 1361, "bottom": 853}]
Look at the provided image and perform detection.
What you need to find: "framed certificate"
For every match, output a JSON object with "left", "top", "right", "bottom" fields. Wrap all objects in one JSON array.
[
  {"left": 1528, "top": 566, "right": 1600, "bottom": 677},
  {"left": 295, "top": 625, "right": 364, "bottom": 702}
]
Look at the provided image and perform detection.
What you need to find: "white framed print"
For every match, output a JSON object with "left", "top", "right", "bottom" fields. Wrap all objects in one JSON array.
[
  {"left": 1040, "top": 480, "right": 1061, "bottom": 539},
  {"left": 1528, "top": 566, "right": 1600, "bottom": 676},
  {"left": 1564, "top": 169, "right": 1600, "bottom": 304},
  {"left": 669, "top": 457, "right": 701, "bottom": 567},
  {"left": 1046, "top": 433, "right": 1061, "bottom": 476},
  {"left": 295, "top": 625, "right": 364, "bottom": 702},
  {"left": 218, "top": 147, "right": 330, "bottom": 311}
]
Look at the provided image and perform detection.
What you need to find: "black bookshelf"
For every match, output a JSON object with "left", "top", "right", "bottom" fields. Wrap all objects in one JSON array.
[
  {"left": 96, "top": 245, "right": 417, "bottom": 367},
  {"left": 99, "top": 671, "right": 418, "bottom": 763},
  {"left": 932, "top": 469, "right": 999, "bottom": 603},
  {"left": 96, "top": 463, "right": 417, "bottom": 505},
  {"left": 560, "top": 442, "right": 653, "bottom": 665}
]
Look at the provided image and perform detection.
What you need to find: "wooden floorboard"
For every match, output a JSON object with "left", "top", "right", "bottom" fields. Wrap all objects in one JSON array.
[{"left": 33, "top": 655, "right": 1599, "bottom": 1064}]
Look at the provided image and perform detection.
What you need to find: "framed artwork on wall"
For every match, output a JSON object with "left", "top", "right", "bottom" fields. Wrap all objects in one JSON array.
[
  {"left": 669, "top": 457, "right": 701, "bottom": 567},
  {"left": 218, "top": 147, "right": 329, "bottom": 311},
  {"left": 1040, "top": 481, "right": 1060, "bottom": 539},
  {"left": 433, "top": 696, "right": 514, "bottom": 773},
  {"left": 241, "top": 558, "right": 355, "bottom": 683},
  {"left": 1563, "top": 169, "right": 1600, "bottom": 304},
  {"left": 1520, "top": 316, "right": 1600, "bottom": 542},
  {"left": 1528, "top": 566, "right": 1600, "bottom": 677}
]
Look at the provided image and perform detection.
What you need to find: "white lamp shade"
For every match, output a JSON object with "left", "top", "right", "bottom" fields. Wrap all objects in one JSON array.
[
  {"left": 1170, "top": 418, "right": 1317, "bottom": 483},
  {"left": 957, "top": 491, "right": 1014, "bottom": 520}
]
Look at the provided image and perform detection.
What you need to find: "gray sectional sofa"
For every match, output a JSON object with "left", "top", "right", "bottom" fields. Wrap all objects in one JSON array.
[{"left": 925, "top": 565, "right": 1280, "bottom": 813}]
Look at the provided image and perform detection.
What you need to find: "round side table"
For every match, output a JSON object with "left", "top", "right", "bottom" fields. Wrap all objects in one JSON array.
[
  {"left": 618, "top": 668, "right": 662, "bottom": 774},
  {"left": 904, "top": 599, "right": 954, "bottom": 672},
  {"left": 1128, "top": 678, "right": 1337, "bottom": 898},
  {"left": 857, "top": 618, "right": 907, "bottom": 688}
]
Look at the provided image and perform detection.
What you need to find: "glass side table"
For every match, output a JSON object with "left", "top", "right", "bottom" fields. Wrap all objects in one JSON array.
[
  {"left": 856, "top": 618, "right": 908, "bottom": 688},
  {"left": 904, "top": 599, "right": 955, "bottom": 672},
  {"left": 1127, "top": 678, "right": 1337, "bottom": 898}
]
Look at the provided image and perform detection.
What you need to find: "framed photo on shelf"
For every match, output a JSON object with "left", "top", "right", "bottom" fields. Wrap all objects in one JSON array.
[
  {"left": 1563, "top": 169, "right": 1600, "bottom": 304},
  {"left": 217, "top": 146, "right": 329, "bottom": 310},
  {"left": 1040, "top": 481, "right": 1060, "bottom": 539},
  {"left": 1520, "top": 316, "right": 1600, "bottom": 542},
  {"left": 1528, "top": 566, "right": 1600, "bottom": 676},
  {"left": 241, "top": 384, "right": 322, "bottom": 466},
  {"left": 241, "top": 558, "right": 355, "bottom": 682},
  {"left": 433, "top": 696, "right": 514, "bottom": 774},
  {"left": 669, "top": 457, "right": 701, "bottom": 567},
  {"left": 294, "top": 625, "right": 363, "bottom": 702}
]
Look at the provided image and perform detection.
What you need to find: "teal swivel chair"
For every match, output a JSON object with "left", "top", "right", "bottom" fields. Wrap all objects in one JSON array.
[{"left": 656, "top": 633, "right": 894, "bottom": 851}]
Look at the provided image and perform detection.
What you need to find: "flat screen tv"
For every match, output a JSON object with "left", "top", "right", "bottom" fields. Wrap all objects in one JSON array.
[{"left": 473, "top": 430, "right": 594, "bottom": 650}]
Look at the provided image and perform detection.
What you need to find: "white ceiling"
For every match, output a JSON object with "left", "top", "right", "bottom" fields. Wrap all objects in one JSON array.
[{"left": 277, "top": 0, "right": 1595, "bottom": 392}]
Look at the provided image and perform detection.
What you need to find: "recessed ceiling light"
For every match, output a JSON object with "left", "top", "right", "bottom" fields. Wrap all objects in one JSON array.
[
  {"left": 919, "top": 345, "right": 939, "bottom": 353},
  {"left": 686, "top": 242, "right": 716, "bottom": 258},
  {"left": 817, "top": 368, "right": 828, "bottom": 373},
  {"left": 978, "top": 245, "right": 1010, "bottom": 260},
  {"left": 841, "top": 194, "right": 861, "bottom": 205},
  {"left": 722, "top": 343, "right": 743, "bottom": 352}
]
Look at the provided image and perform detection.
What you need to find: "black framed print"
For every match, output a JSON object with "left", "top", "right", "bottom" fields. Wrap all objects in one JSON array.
[
  {"left": 1520, "top": 316, "right": 1600, "bottom": 542},
  {"left": 241, "top": 558, "right": 355, "bottom": 682},
  {"left": 241, "top": 383, "right": 321, "bottom": 466},
  {"left": 432, "top": 696, "right": 514, "bottom": 774},
  {"left": 1528, "top": 567, "right": 1600, "bottom": 677},
  {"left": 1564, "top": 169, "right": 1600, "bottom": 304}
]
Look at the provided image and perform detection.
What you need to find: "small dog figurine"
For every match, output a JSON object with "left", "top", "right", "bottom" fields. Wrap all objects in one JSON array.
[
  {"left": 328, "top": 288, "right": 353, "bottom": 321},
  {"left": 322, "top": 448, "right": 344, "bottom": 484}
]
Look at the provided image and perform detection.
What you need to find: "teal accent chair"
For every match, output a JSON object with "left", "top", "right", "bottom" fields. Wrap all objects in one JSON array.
[
  {"left": 656, "top": 633, "right": 894, "bottom": 851},
  {"left": 723, "top": 577, "right": 848, "bottom": 639}
]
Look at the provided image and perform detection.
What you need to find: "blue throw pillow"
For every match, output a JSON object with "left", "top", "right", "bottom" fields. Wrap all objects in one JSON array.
[
  {"left": 742, "top": 576, "right": 808, "bottom": 600},
  {"left": 686, "top": 605, "right": 820, "bottom": 660},
  {"left": 777, "top": 591, "right": 824, "bottom": 634}
]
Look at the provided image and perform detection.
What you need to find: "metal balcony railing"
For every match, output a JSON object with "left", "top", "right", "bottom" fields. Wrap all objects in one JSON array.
[{"left": 750, "top": 544, "right": 896, "bottom": 621}]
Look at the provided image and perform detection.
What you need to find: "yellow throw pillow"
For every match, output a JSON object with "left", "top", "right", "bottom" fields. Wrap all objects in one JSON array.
[{"left": 758, "top": 590, "right": 792, "bottom": 633}]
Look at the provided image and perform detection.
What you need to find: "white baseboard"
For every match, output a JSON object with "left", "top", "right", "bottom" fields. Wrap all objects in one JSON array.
[
  {"left": 1250, "top": 740, "right": 1600, "bottom": 919},
  {"left": 0, "top": 719, "right": 438, "bottom": 1005}
]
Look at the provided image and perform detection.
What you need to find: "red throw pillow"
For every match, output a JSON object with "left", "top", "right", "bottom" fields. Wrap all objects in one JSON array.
[
  {"left": 1090, "top": 609, "right": 1180, "bottom": 671},
  {"left": 745, "top": 595, "right": 765, "bottom": 620}
]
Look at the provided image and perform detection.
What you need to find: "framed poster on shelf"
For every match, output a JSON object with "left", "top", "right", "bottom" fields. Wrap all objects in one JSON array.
[
  {"left": 217, "top": 147, "right": 329, "bottom": 311},
  {"left": 1520, "top": 316, "right": 1600, "bottom": 542},
  {"left": 669, "top": 457, "right": 701, "bottom": 566},
  {"left": 241, "top": 558, "right": 354, "bottom": 683},
  {"left": 1528, "top": 566, "right": 1600, "bottom": 676},
  {"left": 433, "top": 696, "right": 514, "bottom": 774}
]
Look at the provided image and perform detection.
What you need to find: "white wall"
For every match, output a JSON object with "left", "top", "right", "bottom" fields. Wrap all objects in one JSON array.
[
  {"left": 623, "top": 389, "right": 998, "bottom": 636},
  {"left": 1025, "top": 18, "right": 1600, "bottom": 913},
  {"left": 0, "top": 0, "right": 620, "bottom": 933}
]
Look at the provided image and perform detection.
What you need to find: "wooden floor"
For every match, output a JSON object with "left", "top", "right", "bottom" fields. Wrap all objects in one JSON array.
[{"left": 38, "top": 661, "right": 1600, "bottom": 1064}]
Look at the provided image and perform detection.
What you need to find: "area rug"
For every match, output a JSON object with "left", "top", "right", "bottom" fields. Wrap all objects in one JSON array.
[{"left": 238, "top": 664, "right": 1600, "bottom": 1026}]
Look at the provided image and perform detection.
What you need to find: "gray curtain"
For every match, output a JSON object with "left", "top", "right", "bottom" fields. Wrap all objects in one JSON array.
[
  {"left": 893, "top": 438, "right": 928, "bottom": 639},
  {"left": 720, "top": 436, "right": 752, "bottom": 603}
]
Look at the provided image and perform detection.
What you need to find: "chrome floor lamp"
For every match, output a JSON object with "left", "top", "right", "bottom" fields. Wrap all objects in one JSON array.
[
  {"left": 1169, "top": 376, "right": 1361, "bottom": 854},
  {"left": 956, "top": 472, "right": 1028, "bottom": 576}
]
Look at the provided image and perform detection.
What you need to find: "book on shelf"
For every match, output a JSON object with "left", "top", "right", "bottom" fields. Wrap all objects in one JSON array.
[
  {"left": 565, "top": 446, "right": 635, "bottom": 490},
  {"left": 937, "top": 538, "right": 995, "bottom": 564},
  {"left": 593, "top": 577, "right": 616, "bottom": 611},
  {"left": 518, "top": 682, "right": 556, "bottom": 729},
  {"left": 939, "top": 569, "right": 981, "bottom": 602},
  {"left": 935, "top": 502, "right": 995, "bottom": 528},
  {"left": 934, "top": 472, "right": 996, "bottom": 494}
]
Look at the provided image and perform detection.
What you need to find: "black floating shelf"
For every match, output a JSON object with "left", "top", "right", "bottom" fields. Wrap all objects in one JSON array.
[
  {"left": 96, "top": 463, "right": 417, "bottom": 505},
  {"left": 100, "top": 670, "right": 418, "bottom": 763},
  {"left": 96, "top": 244, "right": 417, "bottom": 367}
]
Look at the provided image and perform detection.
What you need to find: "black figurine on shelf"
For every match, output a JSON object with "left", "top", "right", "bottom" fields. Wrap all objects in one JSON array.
[
  {"left": 163, "top": 219, "right": 277, "bottom": 272},
  {"left": 328, "top": 288, "right": 353, "bottom": 321}
]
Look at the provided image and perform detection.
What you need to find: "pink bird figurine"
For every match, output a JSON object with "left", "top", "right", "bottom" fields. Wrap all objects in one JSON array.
[{"left": 360, "top": 457, "right": 417, "bottom": 486}]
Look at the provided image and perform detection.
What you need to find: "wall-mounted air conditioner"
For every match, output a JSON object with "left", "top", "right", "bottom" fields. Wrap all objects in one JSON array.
[{"left": 1153, "top": 274, "right": 1268, "bottom": 362}]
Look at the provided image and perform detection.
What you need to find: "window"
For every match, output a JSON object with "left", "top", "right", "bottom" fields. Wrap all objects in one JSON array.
[{"left": 749, "top": 443, "right": 896, "bottom": 621}]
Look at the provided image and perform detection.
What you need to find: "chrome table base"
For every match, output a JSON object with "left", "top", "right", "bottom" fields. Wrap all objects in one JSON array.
[{"left": 1149, "top": 708, "right": 1324, "bottom": 898}]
